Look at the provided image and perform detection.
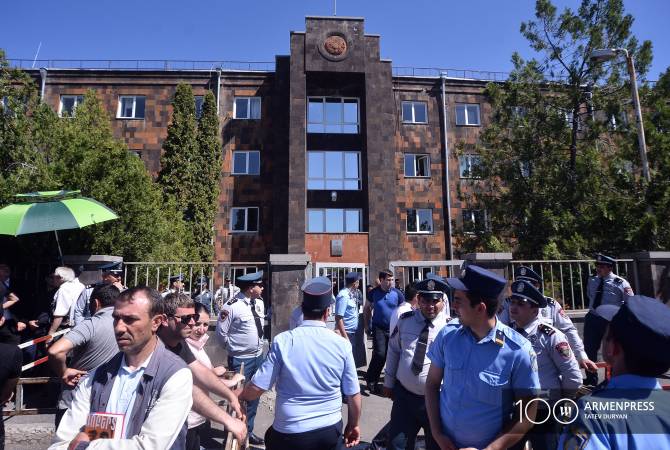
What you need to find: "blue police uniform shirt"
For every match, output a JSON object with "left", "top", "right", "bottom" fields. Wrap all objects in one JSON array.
[
  {"left": 427, "top": 318, "right": 540, "bottom": 449},
  {"left": 558, "top": 374, "right": 670, "bottom": 449},
  {"left": 335, "top": 287, "right": 359, "bottom": 333},
  {"left": 250, "top": 320, "right": 360, "bottom": 434},
  {"left": 369, "top": 287, "right": 404, "bottom": 330}
]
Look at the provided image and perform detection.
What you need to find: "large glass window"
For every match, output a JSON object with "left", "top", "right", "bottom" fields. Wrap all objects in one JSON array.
[
  {"left": 459, "top": 154, "right": 482, "bottom": 178},
  {"left": 404, "top": 154, "right": 430, "bottom": 177},
  {"left": 401, "top": 101, "right": 428, "bottom": 124},
  {"left": 59, "top": 95, "right": 84, "bottom": 117},
  {"left": 307, "top": 97, "right": 359, "bottom": 134},
  {"left": 307, "top": 151, "right": 360, "bottom": 190},
  {"left": 234, "top": 97, "right": 261, "bottom": 119},
  {"left": 406, "top": 209, "right": 433, "bottom": 234},
  {"left": 232, "top": 151, "right": 260, "bottom": 175},
  {"left": 462, "top": 209, "right": 488, "bottom": 233},
  {"left": 307, "top": 208, "right": 361, "bottom": 233},
  {"left": 117, "top": 96, "right": 145, "bottom": 119},
  {"left": 230, "top": 207, "right": 259, "bottom": 232},
  {"left": 455, "top": 103, "right": 480, "bottom": 126}
]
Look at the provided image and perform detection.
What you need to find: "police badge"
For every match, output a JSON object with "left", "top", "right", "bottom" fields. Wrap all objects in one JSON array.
[{"left": 427, "top": 280, "right": 435, "bottom": 291}]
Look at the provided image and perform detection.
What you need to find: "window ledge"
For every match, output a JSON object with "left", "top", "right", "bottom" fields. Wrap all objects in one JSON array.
[
  {"left": 455, "top": 124, "right": 481, "bottom": 127},
  {"left": 402, "top": 121, "right": 429, "bottom": 125},
  {"left": 404, "top": 176, "right": 431, "bottom": 179},
  {"left": 406, "top": 232, "right": 434, "bottom": 235},
  {"left": 116, "top": 117, "right": 145, "bottom": 120}
]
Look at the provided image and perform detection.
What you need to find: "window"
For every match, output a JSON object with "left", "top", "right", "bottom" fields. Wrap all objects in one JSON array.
[
  {"left": 230, "top": 207, "right": 259, "bottom": 232},
  {"left": 404, "top": 154, "right": 430, "bottom": 177},
  {"left": 402, "top": 101, "right": 428, "bottom": 124},
  {"left": 117, "top": 96, "right": 145, "bottom": 119},
  {"left": 307, "top": 151, "right": 361, "bottom": 190},
  {"left": 519, "top": 160, "right": 531, "bottom": 178},
  {"left": 455, "top": 104, "right": 480, "bottom": 126},
  {"left": 234, "top": 97, "right": 261, "bottom": 119},
  {"left": 406, "top": 209, "right": 433, "bottom": 234},
  {"left": 195, "top": 96, "right": 204, "bottom": 119},
  {"left": 563, "top": 109, "right": 583, "bottom": 131},
  {"left": 459, "top": 154, "right": 482, "bottom": 179},
  {"left": 608, "top": 111, "right": 628, "bottom": 130},
  {"left": 232, "top": 151, "right": 260, "bottom": 175},
  {"left": 307, "top": 97, "right": 359, "bottom": 134},
  {"left": 306, "top": 209, "right": 361, "bottom": 233},
  {"left": 59, "top": 95, "right": 84, "bottom": 117},
  {"left": 462, "top": 209, "right": 488, "bottom": 233}
]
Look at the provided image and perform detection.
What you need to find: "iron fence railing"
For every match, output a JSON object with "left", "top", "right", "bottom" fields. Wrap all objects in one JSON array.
[{"left": 7, "top": 59, "right": 276, "bottom": 72}]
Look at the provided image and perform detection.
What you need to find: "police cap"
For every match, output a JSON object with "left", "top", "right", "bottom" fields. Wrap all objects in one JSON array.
[
  {"left": 237, "top": 271, "right": 263, "bottom": 287},
  {"left": 99, "top": 261, "right": 123, "bottom": 275},
  {"left": 510, "top": 280, "right": 547, "bottom": 308},
  {"left": 595, "top": 253, "right": 616, "bottom": 266},
  {"left": 345, "top": 272, "right": 361, "bottom": 284},
  {"left": 415, "top": 275, "right": 449, "bottom": 300},
  {"left": 446, "top": 265, "right": 507, "bottom": 300},
  {"left": 514, "top": 266, "right": 542, "bottom": 285},
  {"left": 169, "top": 274, "right": 184, "bottom": 283},
  {"left": 301, "top": 276, "right": 333, "bottom": 312},
  {"left": 599, "top": 295, "right": 670, "bottom": 366}
]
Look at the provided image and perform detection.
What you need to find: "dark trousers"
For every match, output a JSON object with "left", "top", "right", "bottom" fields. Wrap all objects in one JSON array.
[
  {"left": 265, "top": 420, "right": 344, "bottom": 450},
  {"left": 366, "top": 326, "right": 389, "bottom": 384},
  {"left": 584, "top": 311, "right": 608, "bottom": 385},
  {"left": 387, "top": 383, "right": 439, "bottom": 450},
  {"left": 509, "top": 410, "right": 558, "bottom": 450},
  {"left": 228, "top": 354, "right": 263, "bottom": 433},
  {"left": 185, "top": 422, "right": 206, "bottom": 450}
]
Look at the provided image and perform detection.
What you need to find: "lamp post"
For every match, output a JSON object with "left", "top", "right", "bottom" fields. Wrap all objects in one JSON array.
[{"left": 590, "top": 48, "right": 651, "bottom": 182}]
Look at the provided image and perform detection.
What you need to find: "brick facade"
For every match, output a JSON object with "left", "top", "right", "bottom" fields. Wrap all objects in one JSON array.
[{"left": 29, "top": 16, "right": 492, "bottom": 274}]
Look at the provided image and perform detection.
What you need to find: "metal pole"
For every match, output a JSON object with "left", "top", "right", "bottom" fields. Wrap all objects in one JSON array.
[
  {"left": 624, "top": 50, "right": 651, "bottom": 183},
  {"left": 441, "top": 73, "right": 454, "bottom": 260}
]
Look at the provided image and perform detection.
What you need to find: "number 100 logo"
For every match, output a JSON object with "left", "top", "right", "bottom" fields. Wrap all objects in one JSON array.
[{"left": 514, "top": 398, "right": 579, "bottom": 425}]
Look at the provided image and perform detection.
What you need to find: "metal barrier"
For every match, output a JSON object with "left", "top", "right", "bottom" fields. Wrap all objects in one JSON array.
[
  {"left": 122, "top": 261, "right": 267, "bottom": 293},
  {"left": 4, "top": 328, "right": 71, "bottom": 417},
  {"left": 509, "top": 259, "right": 638, "bottom": 311},
  {"left": 389, "top": 260, "right": 465, "bottom": 288}
]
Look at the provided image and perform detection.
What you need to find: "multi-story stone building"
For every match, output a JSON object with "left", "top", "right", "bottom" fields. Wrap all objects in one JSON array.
[{"left": 24, "top": 16, "right": 502, "bottom": 283}]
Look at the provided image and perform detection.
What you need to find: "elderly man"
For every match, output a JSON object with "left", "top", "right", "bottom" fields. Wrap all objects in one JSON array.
[
  {"left": 50, "top": 286, "right": 193, "bottom": 449},
  {"left": 48, "top": 267, "right": 85, "bottom": 336}
]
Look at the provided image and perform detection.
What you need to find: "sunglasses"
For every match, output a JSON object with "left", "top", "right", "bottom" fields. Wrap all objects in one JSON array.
[{"left": 171, "top": 313, "right": 200, "bottom": 325}]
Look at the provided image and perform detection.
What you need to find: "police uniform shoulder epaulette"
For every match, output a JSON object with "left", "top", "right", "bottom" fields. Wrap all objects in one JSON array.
[
  {"left": 613, "top": 277, "right": 623, "bottom": 284},
  {"left": 399, "top": 310, "right": 414, "bottom": 320},
  {"left": 545, "top": 296, "right": 555, "bottom": 305},
  {"left": 538, "top": 323, "right": 555, "bottom": 336},
  {"left": 226, "top": 298, "right": 238, "bottom": 306}
]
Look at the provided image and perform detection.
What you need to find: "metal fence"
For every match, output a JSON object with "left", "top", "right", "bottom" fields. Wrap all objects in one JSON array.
[
  {"left": 122, "top": 261, "right": 267, "bottom": 293},
  {"left": 389, "top": 258, "right": 638, "bottom": 311},
  {"left": 7, "top": 58, "right": 276, "bottom": 72}
]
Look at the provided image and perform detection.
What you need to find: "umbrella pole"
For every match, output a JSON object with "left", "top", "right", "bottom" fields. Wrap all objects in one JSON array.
[{"left": 54, "top": 230, "right": 64, "bottom": 264}]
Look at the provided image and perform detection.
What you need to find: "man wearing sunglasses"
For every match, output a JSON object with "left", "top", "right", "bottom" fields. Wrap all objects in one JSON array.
[{"left": 159, "top": 293, "right": 247, "bottom": 450}]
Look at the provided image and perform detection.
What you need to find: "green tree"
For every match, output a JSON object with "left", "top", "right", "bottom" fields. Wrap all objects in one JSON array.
[
  {"left": 191, "top": 91, "right": 222, "bottom": 261},
  {"left": 460, "top": 0, "right": 653, "bottom": 258},
  {"left": 157, "top": 83, "right": 199, "bottom": 258}
]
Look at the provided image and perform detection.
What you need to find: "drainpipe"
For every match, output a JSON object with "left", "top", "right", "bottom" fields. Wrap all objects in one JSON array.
[
  {"left": 441, "top": 72, "right": 454, "bottom": 260},
  {"left": 39, "top": 68, "right": 47, "bottom": 102},
  {"left": 216, "top": 68, "right": 222, "bottom": 115}
]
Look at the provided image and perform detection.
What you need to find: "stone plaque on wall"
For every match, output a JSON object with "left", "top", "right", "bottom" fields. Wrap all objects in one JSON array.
[{"left": 331, "top": 239, "right": 343, "bottom": 257}]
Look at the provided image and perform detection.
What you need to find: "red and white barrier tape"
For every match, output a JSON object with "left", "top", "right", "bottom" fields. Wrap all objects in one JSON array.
[
  {"left": 21, "top": 356, "right": 49, "bottom": 372},
  {"left": 18, "top": 328, "right": 70, "bottom": 349}
]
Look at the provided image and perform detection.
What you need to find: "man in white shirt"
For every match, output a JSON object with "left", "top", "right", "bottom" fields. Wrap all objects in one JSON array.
[
  {"left": 48, "top": 267, "right": 85, "bottom": 336},
  {"left": 50, "top": 286, "right": 193, "bottom": 450}
]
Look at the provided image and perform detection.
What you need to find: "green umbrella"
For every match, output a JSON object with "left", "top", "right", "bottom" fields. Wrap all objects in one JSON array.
[{"left": 0, "top": 190, "right": 119, "bottom": 259}]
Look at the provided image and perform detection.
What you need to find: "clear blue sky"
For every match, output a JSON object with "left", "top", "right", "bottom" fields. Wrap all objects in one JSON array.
[{"left": 2, "top": 0, "right": 668, "bottom": 79}]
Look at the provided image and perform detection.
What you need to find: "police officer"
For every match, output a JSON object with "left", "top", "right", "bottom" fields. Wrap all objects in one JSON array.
[
  {"left": 192, "top": 275, "right": 213, "bottom": 312},
  {"left": 384, "top": 277, "right": 449, "bottom": 450},
  {"left": 584, "top": 254, "right": 634, "bottom": 385},
  {"left": 500, "top": 266, "right": 599, "bottom": 374},
  {"left": 216, "top": 270, "right": 265, "bottom": 446},
  {"left": 508, "top": 280, "right": 582, "bottom": 450},
  {"left": 240, "top": 276, "right": 362, "bottom": 450},
  {"left": 425, "top": 265, "right": 541, "bottom": 450},
  {"left": 335, "top": 272, "right": 366, "bottom": 367},
  {"left": 162, "top": 273, "right": 186, "bottom": 297},
  {"left": 73, "top": 262, "right": 127, "bottom": 326},
  {"left": 558, "top": 296, "right": 670, "bottom": 449}
]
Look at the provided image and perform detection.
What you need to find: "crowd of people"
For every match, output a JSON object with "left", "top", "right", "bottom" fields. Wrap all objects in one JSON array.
[{"left": 0, "top": 255, "right": 669, "bottom": 450}]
